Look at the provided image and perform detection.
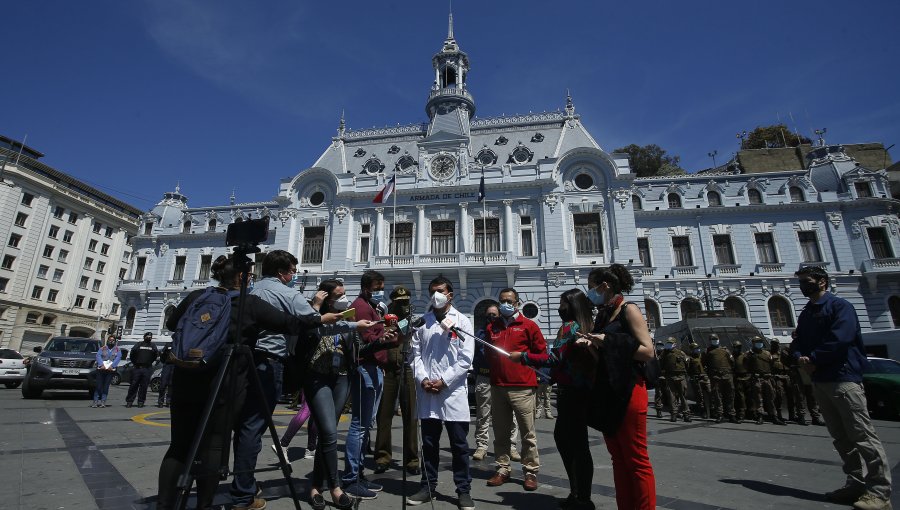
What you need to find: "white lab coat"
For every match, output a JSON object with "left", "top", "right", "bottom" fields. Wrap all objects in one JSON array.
[{"left": 411, "top": 306, "right": 474, "bottom": 422}]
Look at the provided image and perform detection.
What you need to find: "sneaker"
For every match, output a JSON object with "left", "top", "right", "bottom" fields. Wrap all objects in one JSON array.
[
  {"left": 126, "top": 402, "right": 133, "bottom": 408},
  {"left": 544, "top": 410, "right": 554, "bottom": 419},
  {"left": 360, "top": 477, "right": 382, "bottom": 492},
  {"left": 853, "top": 493, "right": 892, "bottom": 510},
  {"left": 472, "top": 448, "right": 487, "bottom": 461},
  {"left": 510, "top": 449, "right": 521, "bottom": 462},
  {"left": 100, "top": 402, "right": 107, "bottom": 408},
  {"left": 825, "top": 484, "right": 866, "bottom": 505},
  {"left": 90, "top": 401, "right": 99, "bottom": 408},
  {"left": 137, "top": 402, "right": 145, "bottom": 408},
  {"left": 534, "top": 409, "right": 543, "bottom": 419},
  {"left": 343, "top": 482, "right": 377, "bottom": 500},
  {"left": 232, "top": 498, "right": 266, "bottom": 510},
  {"left": 457, "top": 492, "right": 475, "bottom": 510},
  {"left": 406, "top": 487, "right": 434, "bottom": 506},
  {"left": 303, "top": 449, "right": 316, "bottom": 460}
]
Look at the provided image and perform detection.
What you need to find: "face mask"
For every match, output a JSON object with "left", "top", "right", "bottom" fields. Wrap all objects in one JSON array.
[
  {"left": 486, "top": 314, "right": 500, "bottom": 322},
  {"left": 558, "top": 308, "right": 575, "bottom": 322},
  {"left": 431, "top": 291, "right": 449, "bottom": 309},
  {"left": 710, "top": 339, "right": 720, "bottom": 347},
  {"left": 753, "top": 342, "right": 764, "bottom": 350},
  {"left": 330, "top": 295, "right": 350, "bottom": 311},
  {"left": 107, "top": 341, "right": 116, "bottom": 347},
  {"left": 664, "top": 344, "right": 674, "bottom": 351},
  {"left": 586, "top": 288, "right": 605, "bottom": 306},
  {"left": 371, "top": 290, "right": 386, "bottom": 303},
  {"left": 692, "top": 349, "right": 701, "bottom": 356},
  {"left": 799, "top": 281, "right": 820, "bottom": 297},
  {"left": 286, "top": 274, "right": 300, "bottom": 288},
  {"left": 248, "top": 280, "right": 255, "bottom": 291},
  {"left": 499, "top": 303, "right": 516, "bottom": 317}
]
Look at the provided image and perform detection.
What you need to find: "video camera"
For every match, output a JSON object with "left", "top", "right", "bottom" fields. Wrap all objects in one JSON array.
[{"left": 226, "top": 217, "right": 269, "bottom": 247}]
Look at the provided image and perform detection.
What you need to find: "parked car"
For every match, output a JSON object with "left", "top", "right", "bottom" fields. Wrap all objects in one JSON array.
[
  {"left": 22, "top": 337, "right": 100, "bottom": 399},
  {"left": 114, "top": 359, "right": 163, "bottom": 386},
  {"left": 0, "top": 349, "right": 27, "bottom": 389},
  {"left": 863, "top": 357, "right": 900, "bottom": 419}
]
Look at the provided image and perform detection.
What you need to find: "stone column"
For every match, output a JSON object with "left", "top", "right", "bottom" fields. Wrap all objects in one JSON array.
[
  {"left": 459, "top": 202, "right": 469, "bottom": 253},
  {"left": 503, "top": 200, "right": 514, "bottom": 253},
  {"left": 416, "top": 205, "right": 426, "bottom": 254},
  {"left": 375, "top": 208, "right": 384, "bottom": 257}
]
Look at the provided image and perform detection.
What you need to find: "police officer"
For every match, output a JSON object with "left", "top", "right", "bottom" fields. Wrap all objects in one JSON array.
[
  {"left": 653, "top": 340, "right": 668, "bottom": 418},
  {"left": 126, "top": 332, "right": 159, "bottom": 408},
  {"left": 787, "top": 339, "right": 826, "bottom": 426},
  {"left": 660, "top": 337, "right": 690, "bottom": 422},
  {"left": 703, "top": 334, "right": 738, "bottom": 423},
  {"left": 157, "top": 342, "right": 173, "bottom": 408},
  {"left": 769, "top": 339, "right": 790, "bottom": 423},
  {"left": 744, "top": 336, "right": 785, "bottom": 425},
  {"left": 686, "top": 342, "right": 711, "bottom": 419},
  {"left": 732, "top": 340, "right": 751, "bottom": 422}
]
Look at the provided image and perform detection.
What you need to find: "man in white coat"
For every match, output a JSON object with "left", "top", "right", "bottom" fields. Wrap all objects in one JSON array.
[{"left": 407, "top": 276, "right": 476, "bottom": 510}]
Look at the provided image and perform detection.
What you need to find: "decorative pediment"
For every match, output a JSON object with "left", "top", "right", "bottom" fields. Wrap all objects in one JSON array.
[
  {"left": 705, "top": 180, "right": 726, "bottom": 193},
  {"left": 668, "top": 225, "right": 691, "bottom": 236},
  {"left": 544, "top": 193, "right": 561, "bottom": 213},
  {"left": 852, "top": 215, "right": 900, "bottom": 237},
  {"left": 750, "top": 222, "right": 775, "bottom": 233},
  {"left": 826, "top": 211, "right": 843, "bottom": 229},
  {"left": 613, "top": 188, "right": 631, "bottom": 208},
  {"left": 334, "top": 205, "right": 351, "bottom": 224},
  {"left": 709, "top": 224, "right": 733, "bottom": 235},
  {"left": 793, "top": 220, "right": 819, "bottom": 231}
]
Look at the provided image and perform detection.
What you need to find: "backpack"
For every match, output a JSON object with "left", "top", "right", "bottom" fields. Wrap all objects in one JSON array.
[{"left": 170, "top": 287, "right": 239, "bottom": 370}]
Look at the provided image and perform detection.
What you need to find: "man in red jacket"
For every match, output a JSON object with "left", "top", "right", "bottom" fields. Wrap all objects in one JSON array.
[{"left": 485, "top": 288, "right": 546, "bottom": 491}]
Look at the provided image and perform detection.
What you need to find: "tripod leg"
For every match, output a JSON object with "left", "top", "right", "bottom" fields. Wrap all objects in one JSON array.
[
  {"left": 173, "top": 345, "right": 237, "bottom": 510},
  {"left": 243, "top": 350, "right": 303, "bottom": 510}
]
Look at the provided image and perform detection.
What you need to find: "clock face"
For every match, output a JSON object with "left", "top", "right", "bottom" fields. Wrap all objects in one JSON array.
[{"left": 430, "top": 155, "right": 456, "bottom": 181}]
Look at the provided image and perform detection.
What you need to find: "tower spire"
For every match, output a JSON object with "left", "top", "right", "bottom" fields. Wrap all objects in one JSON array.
[
  {"left": 447, "top": 9, "right": 454, "bottom": 40},
  {"left": 338, "top": 109, "right": 346, "bottom": 137}
]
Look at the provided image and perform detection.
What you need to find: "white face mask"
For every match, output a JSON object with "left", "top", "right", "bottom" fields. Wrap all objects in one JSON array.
[
  {"left": 330, "top": 295, "right": 350, "bottom": 311},
  {"left": 431, "top": 291, "right": 449, "bottom": 309}
]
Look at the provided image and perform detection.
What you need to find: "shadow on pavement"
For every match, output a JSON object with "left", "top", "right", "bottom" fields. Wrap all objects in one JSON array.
[{"left": 720, "top": 478, "right": 825, "bottom": 502}]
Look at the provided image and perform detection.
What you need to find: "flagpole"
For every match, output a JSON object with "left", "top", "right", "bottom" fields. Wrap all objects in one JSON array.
[
  {"left": 391, "top": 174, "right": 397, "bottom": 267},
  {"left": 482, "top": 198, "right": 487, "bottom": 265}
]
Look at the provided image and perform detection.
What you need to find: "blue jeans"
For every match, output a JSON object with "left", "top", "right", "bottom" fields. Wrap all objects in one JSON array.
[
  {"left": 230, "top": 358, "right": 283, "bottom": 506},
  {"left": 420, "top": 419, "right": 471, "bottom": 494},
  {"left": 306, "top": 372, "right": 350, "bottom": 489},
  {"left": 94, "top": 371, "right": 114, "bottom": 402},
  {"left": 342, "top": 363, "right": 383, "bottom": 485}
]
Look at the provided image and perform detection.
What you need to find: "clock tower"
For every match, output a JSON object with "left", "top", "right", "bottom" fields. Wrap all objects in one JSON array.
[{"left": 420, "top": 12, "right": 474, "bottom": 182}]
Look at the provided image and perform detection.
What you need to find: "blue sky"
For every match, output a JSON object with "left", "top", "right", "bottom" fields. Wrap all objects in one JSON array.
[{"left": 2, "top": 1, "right": 898, "bottom": 210}]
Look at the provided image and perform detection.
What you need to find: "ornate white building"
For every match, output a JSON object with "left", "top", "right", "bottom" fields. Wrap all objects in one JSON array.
[
  {"left": 0, "top": 136, "right": 141, "bottom": 352},
  {"left": 115, "top": 17, "right": 900, "bottom": 355}
]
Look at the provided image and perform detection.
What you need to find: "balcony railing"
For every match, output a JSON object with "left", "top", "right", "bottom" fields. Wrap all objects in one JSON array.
[
  {"left": 672, "top": 266, "right": 698, "bottom": 276},
  {"left": 862, "top": 258, "right": 900, "bottom": 273},
  {"left": 371, "top": 251, "right": 515, "bottom": 268},
  {"left": 117, "top": 279, "right": 148, "bottom": 291},
  {"left": 798, "top": 261, "right": 831, "bottom": 271},
  {"left": 713, "top": 264, "right": 741, "bottom": 276},
  {"left": 166, "top": 279, "right": 185, "bottom": 287},
  {"left": 192, "top": 279, "right": 210, "bottom": 287},
  {"left": 756, "top": 263, "right": 785, "bottom": 273},
  {"left": 640, "top": 267, "right": 656, "bottom": 277}
]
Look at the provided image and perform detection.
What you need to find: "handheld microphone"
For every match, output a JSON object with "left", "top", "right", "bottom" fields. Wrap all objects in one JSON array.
[{"left": 384, "top": 314, "right": 399, "bottom": 328}]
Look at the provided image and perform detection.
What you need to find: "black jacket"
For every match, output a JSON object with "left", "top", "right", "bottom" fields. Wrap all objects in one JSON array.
[{"left": 130, "top": 341, "right": 159, "bottom": 366}]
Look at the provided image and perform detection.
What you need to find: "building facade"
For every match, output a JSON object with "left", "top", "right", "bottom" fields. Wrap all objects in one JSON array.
[
  {"left": 115, "top": 19, "right": 900, "bottom": 355},
  {"left": 0, "top": 136, "right": 142, "bottom": 352}
]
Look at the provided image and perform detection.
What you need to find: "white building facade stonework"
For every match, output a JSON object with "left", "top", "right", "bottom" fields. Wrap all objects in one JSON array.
[
  {"left": 115, "top": 21, "right": 900, "bottom": 354},
  {"left": 0, "top": 138, "right": 141, "bottom": 352}
]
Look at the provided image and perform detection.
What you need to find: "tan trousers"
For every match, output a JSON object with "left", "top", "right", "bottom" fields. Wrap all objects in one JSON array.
[{"left": 491, "top": 385, "right": 539, "bottom": 475}]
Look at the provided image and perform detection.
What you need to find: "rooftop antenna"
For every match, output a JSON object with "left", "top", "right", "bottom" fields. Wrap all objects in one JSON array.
[
  {"left": 708, "top": 150, "right": 718, "bottom": 169},
  {"left": 736, "top": 130, "right": 748, "bottom": 150},
  {"left": 448, "top": 1, "right": 454, "bottom": 40},
  {"left": 814, "top": 128, "right": 827, "bottom": 147},
  {"left": 230, "top": 189, "right": 236, "bottom": 206}
]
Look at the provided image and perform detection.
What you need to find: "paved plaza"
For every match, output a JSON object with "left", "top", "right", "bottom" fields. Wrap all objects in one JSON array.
[{"left": 1, "top": 385, "right": 899, "bottom": 509}]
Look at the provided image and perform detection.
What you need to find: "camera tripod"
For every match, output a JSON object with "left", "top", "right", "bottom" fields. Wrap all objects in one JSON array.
[{"left": 173, "top": 244, "right": 302, "bottom": 510}]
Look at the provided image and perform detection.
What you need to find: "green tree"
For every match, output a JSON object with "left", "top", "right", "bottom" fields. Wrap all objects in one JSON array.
[
  {"left": 744, "top": 124, "right": 811, "bottom": 149},
  {"left": 614, "top": 144, "right": 686, "bottom": 177}
]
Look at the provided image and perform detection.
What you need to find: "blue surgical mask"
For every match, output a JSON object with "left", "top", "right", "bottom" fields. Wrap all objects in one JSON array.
[
  {"left": 248, "top": 280, "right": 255, "bottom": 291},
  {"left": 586, "top": 288, "right": 605, "bottom": 306},
  {"left": 710, "top": 339, "right": 720, "bottom": 347},
  {"left": 287, "top": 274, "right": 300, "bottom": 288},
  {"left": 664, "top": 343, "right": 674, "bottom": 351},
  {"left": 753, "top": 342, "right": 764, "bottom": 350},
  {"left": 499, "top": 303, "right": 516, "bottom": 317},
  {"left": 371, "top": 290, "right": 385, "bottom": 303}
]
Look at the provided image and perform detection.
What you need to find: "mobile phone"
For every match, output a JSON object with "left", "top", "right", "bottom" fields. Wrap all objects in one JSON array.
[{"left": 371, "top": 319, "right": 385, "bottom": 324}]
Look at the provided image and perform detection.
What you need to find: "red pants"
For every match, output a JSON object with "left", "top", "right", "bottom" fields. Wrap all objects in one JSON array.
[{"left": 604, "top": 378, "right": 656, "bottom": 509}]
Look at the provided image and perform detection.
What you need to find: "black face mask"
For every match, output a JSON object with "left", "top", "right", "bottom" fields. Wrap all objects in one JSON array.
[
  {"left": 799, "top": 281, "right": 820, "bottom": 297},
  {"left": 558, "top": 308, "right": 575, "bottom": 323}
]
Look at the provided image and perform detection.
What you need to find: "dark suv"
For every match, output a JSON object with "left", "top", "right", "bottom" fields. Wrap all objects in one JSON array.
[{"left": 22, "top": 337, "right": 100, "bottom": 399}]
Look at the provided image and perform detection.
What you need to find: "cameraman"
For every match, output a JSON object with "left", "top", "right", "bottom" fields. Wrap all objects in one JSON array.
[
  {"left": 156, "top": 255, "right": 323, "bottom": 510},
  {"left": 230, "top": 251, "right": 376, "bottom": 510}
]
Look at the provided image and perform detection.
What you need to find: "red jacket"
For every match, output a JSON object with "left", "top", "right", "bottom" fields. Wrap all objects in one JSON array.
[
  {"left": 486, "top": 313, "right": 547, "bottom": 387},
  {"left": 351, "top": 294, "right": 387, "bottom": 366}
]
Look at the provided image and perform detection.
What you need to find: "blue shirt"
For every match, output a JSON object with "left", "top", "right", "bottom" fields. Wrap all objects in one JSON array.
[
  {"left": 793, "top": 292, "right": 868, "bottom": 383},
  {"left": 251, "top": 277, "right": 356, "bottom": 359}
]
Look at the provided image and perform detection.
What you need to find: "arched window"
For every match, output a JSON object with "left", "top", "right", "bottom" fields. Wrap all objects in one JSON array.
[
  {"left": 768, "top": 296, "right": 795, "bottom": 329},
  {"left": 680, "top": 298, "right": 703, "bottom": 319},
  {"left": 748, "top": 189, "right": 763, "bottom": 205},
  {"left": 125, "top": 307, "right": 136, "bottom": 331},
  {"left": 162, "top": 306, "right": 176, "bottom": 334},
  {"left": 644, "top": 299, "right": 661, "bottom": 330},
  {"left": 789, "top": 186, "right": 805, "bottom": 203},
  {"left": 889, "top": 296, "right": 900, "bottom": 328},
  {"left": 723, "top": 297, "right": 747, "bottom": 319},
  {"left": 667, "top": 193, "right": 682, "bottom": 209},
  {"left": 182, "top": 221, "right": 191, "bottom": 234},
  {"left": 632, "top": 195, "right": 642, "bottom": 211},
  {"left": 707, "top": 191, "right": 722, "bottom": 206},
  {"left": 207, "top": 219, "right": 217, "bottom": 232}
]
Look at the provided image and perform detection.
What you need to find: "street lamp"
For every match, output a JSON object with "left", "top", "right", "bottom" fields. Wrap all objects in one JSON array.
[
  {"left": 814, "top": 128, "right": 827, "bottom": 147},
  {"left": 736, "top": 131, "right": 748, "bottom": 150},
  {"left": 708, "top": 150, "right": 718, "bottom": 169}
]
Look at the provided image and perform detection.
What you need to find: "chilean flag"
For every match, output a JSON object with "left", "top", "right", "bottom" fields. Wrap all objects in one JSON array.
[{"left": 373, "top": 175, "right": 396, "bottom": 204}]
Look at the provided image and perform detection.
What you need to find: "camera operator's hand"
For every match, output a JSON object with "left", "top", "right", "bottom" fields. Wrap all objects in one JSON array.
[
  {"left": 355, "top": 319, "right": 377, "bottom": 331},
  {"left": 321, "top": 312, "right": 342, "bottom": 325},
  {"left": 311, "top": 290, "right": 328, "bottom": 310}
]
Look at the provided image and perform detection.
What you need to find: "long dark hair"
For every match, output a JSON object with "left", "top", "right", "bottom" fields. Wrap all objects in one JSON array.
[
  {"left": 211, "top": 255, "right": 240, "bottom": 289},
  {"left": 588, "top": 263, "right": 635, "bottom": 295},
  {"left": 559, "top": 288, "right": 594, "bottom": 334},
  {"left": 317, "top": 279, "right": 344, "bottom": 314}
]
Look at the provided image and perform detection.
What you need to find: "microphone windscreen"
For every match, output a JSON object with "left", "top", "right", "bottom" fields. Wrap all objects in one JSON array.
[
  {"left": 410, "top": 315, "right": 426, "bottom": 328},
  {"left": 440, "top": 317, "right": 454, "bottom": 332}
]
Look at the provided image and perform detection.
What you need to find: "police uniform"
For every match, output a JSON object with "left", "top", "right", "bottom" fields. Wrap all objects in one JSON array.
[
  {"left": 768, "top": 339, "right": 790, "bottom": 423},
  {"left": 686, "top": 343, "right": 711, "bottom": 419},
  {"left": 786, "top": 342, "right": 825, "bottom": 426},
  {"left": 660, "top": 338, "right": 690, "bottom": 422},
  {"left": 373, "top": 286, "right": 420, "bottom": 474},
  {"left": 653, "top": 342, "right": 668, "bottom": 418},
  {"left": 732, "top": 341, "right": 751, "bottom": 422},
  {"left": 702, "top": 335, "right": 738, "bottom": 423},
  {"left": 743, "top": 337, "right": 785, "bottom": 425}
]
